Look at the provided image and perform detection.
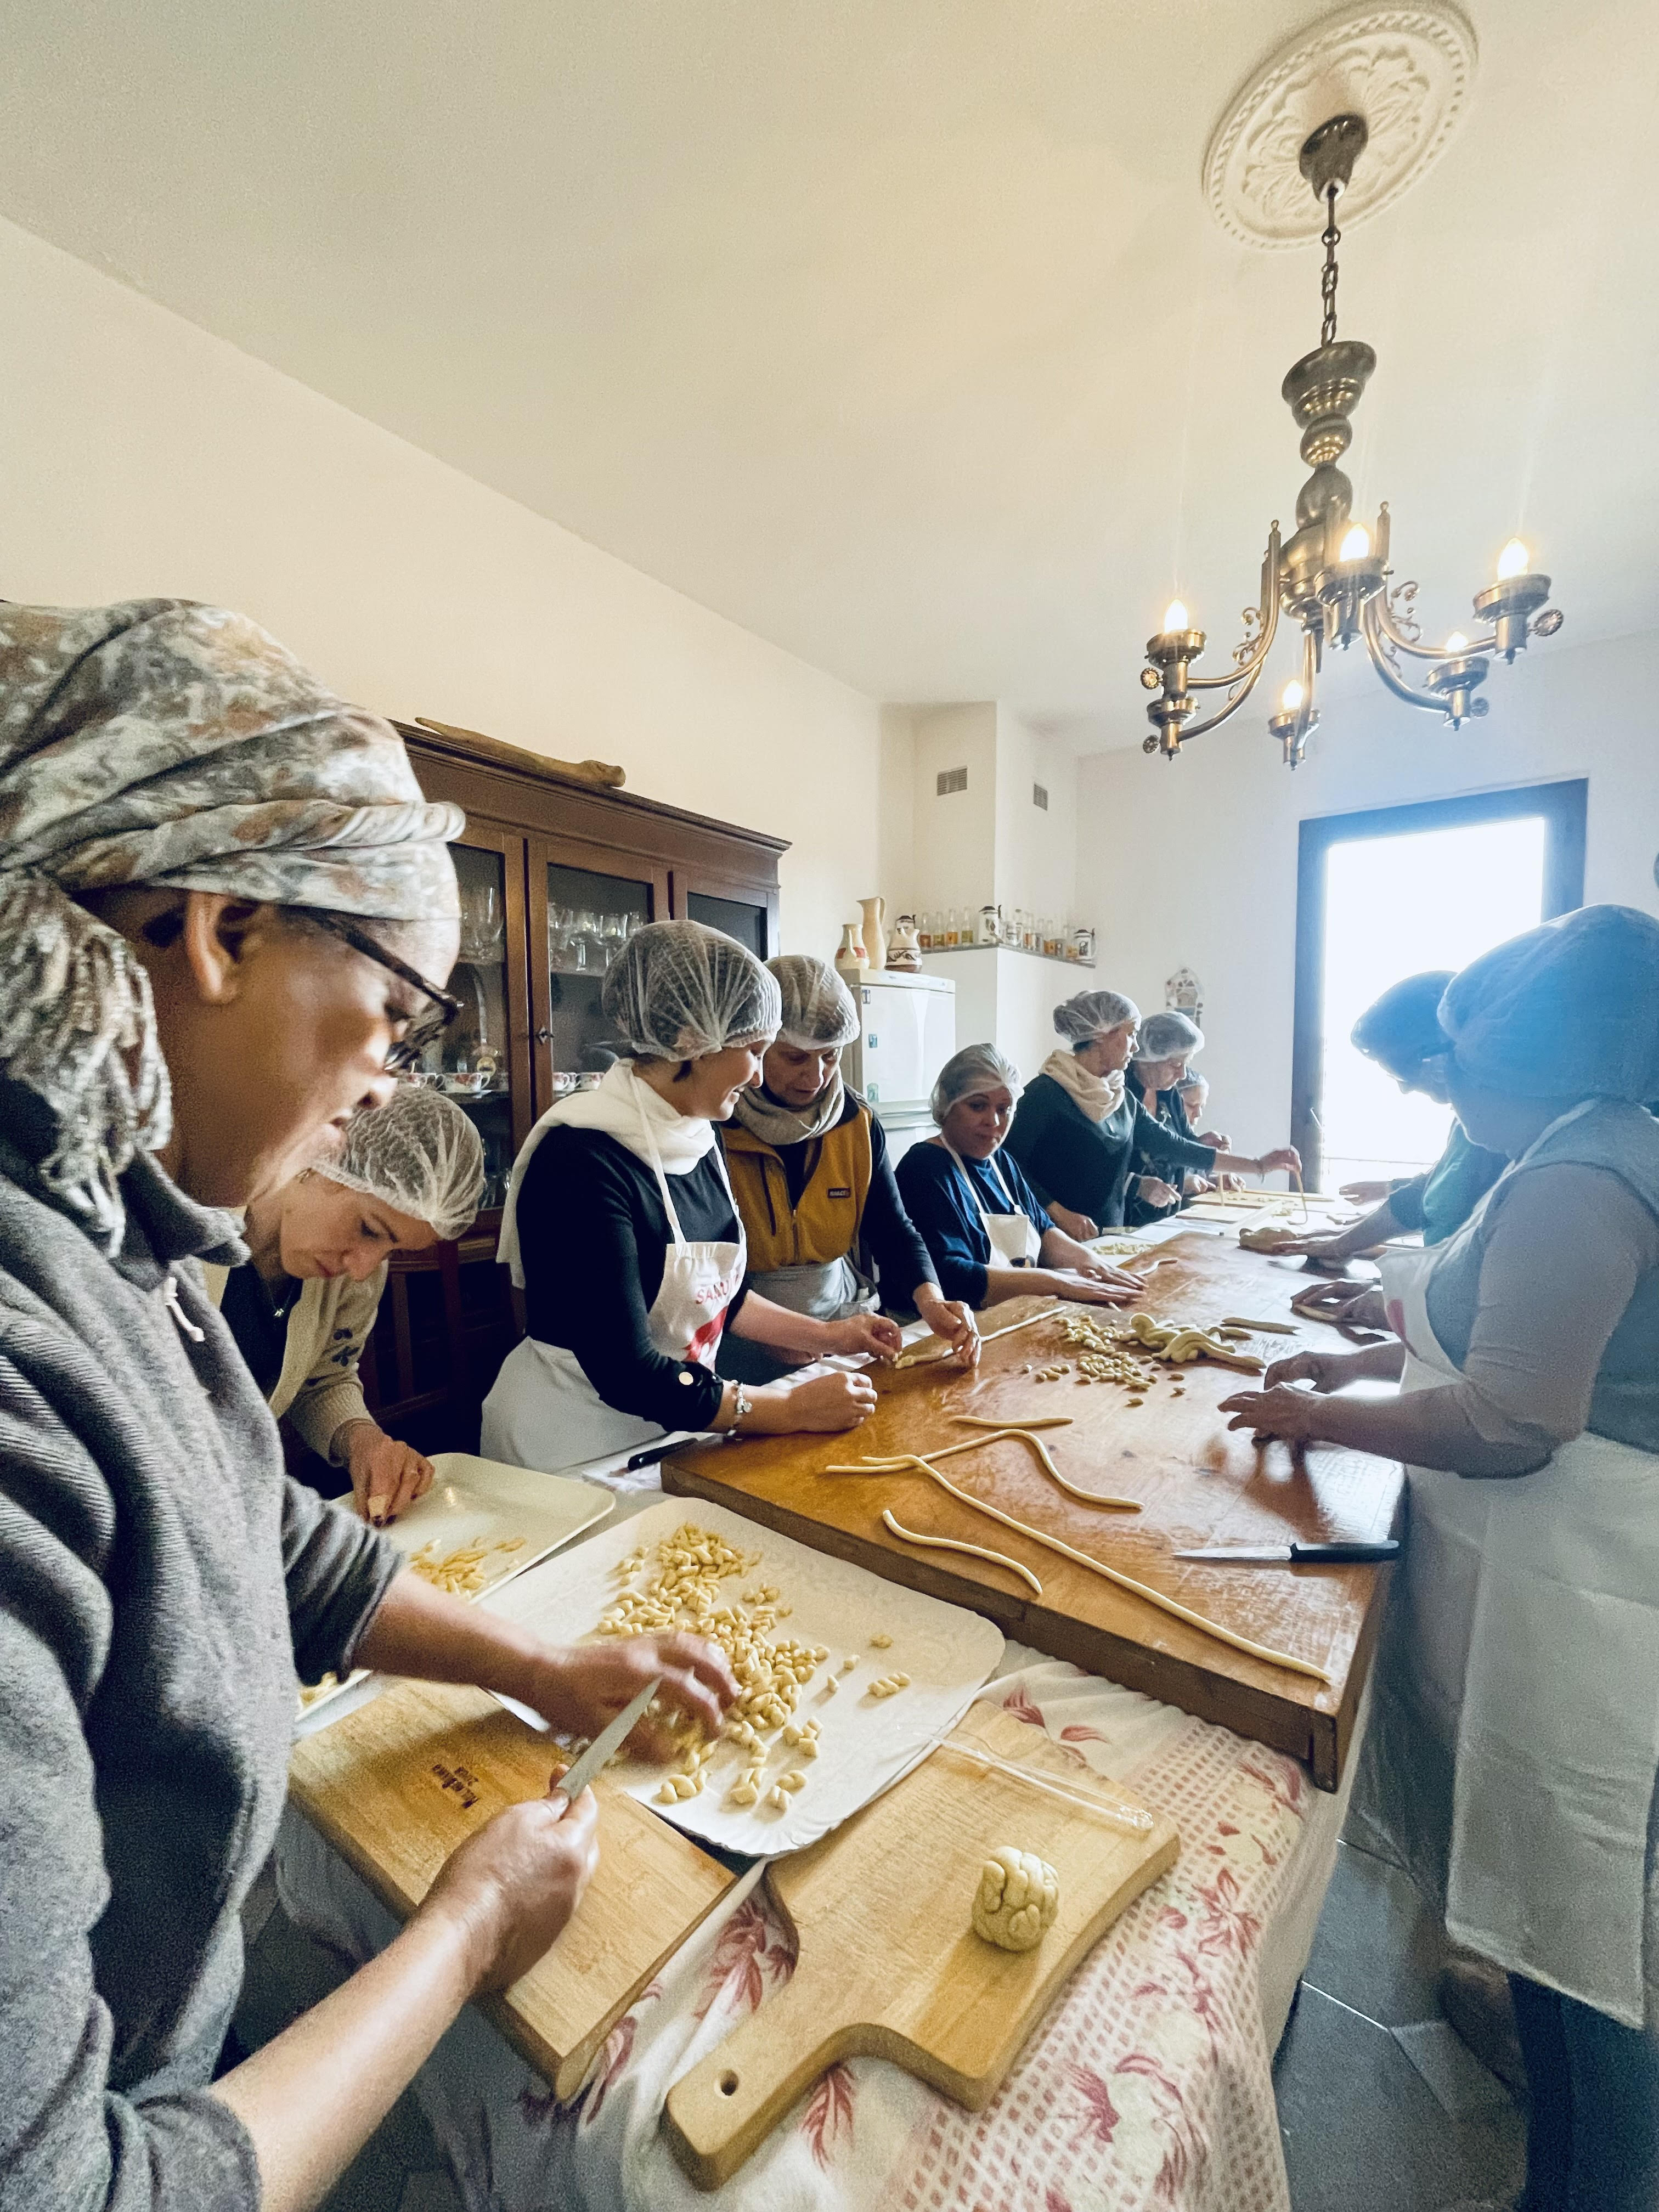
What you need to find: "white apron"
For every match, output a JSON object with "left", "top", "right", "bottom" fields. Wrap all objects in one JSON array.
[
  {"left": 1371, "top": 1220, "right": 1659, "bottom": 2027},
  {"left": 943, "top": 1141, "right": 1042, "bottom": 1268},
  {"left": 482, "top": 1101, "right": 745, "bottom": 1484}
]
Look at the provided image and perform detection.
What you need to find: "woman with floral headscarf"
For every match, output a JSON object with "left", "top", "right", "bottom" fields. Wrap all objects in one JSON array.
[
  {"left": 0, "top": 601, "right": 733, "bottom": 2212},
  {"left": 1221, "top": 906, "right": 1659, "bottom": 2210}
]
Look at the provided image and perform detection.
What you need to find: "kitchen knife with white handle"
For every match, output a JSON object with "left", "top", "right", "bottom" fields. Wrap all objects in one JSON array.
[{"left": 1171, "top": 1540, "right": 1400, "bottom": 1566}]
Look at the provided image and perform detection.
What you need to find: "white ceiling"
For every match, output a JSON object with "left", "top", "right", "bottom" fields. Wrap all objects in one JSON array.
[{"left": 3, "top": 1, "right": 1656, "bottom": 748}]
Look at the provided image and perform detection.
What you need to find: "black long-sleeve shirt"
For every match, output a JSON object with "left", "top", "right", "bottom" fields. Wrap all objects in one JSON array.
[
  {"left": 761, "top": 1092, "right": 936, "bottom": 1301},
  {"left": 1005, "top": 1071, "right": 1215, "bottom": 1229},
  {"left": 514, "top": 1125, "right": 749, "bottom": 1429}
]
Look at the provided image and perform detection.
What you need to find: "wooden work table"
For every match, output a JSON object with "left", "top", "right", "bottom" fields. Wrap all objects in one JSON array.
[{"left": 665, "top": 1232, "right": 1403, "bottom": 1788}]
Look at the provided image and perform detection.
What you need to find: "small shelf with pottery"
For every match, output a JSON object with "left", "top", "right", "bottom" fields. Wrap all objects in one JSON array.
[{"left": 922, "top": 942, "right": 1097, "bottom": 969}]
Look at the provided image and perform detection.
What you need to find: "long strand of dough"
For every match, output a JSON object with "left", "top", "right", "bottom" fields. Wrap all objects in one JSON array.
[
  {"left": 844, "top": 1426, "right": 1143, "bottom": 1512},
  {"left": 832, "top": 1451, "right": 1331, "bottom": 1684},
  {"left": 881, "top": 1508, "right": 1044, "bottom": 1595},
  {"left": 953, "top": 1414, "right": 1074, "bottom": 1432},
  {"left": 895, "top": 1302, "right": 1062, "bottom": 1368}
]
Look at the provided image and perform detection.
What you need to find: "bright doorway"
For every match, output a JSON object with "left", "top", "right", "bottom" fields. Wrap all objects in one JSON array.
[{"left": 1291, "top": 782, "right": 1587, "bottom": 1189}]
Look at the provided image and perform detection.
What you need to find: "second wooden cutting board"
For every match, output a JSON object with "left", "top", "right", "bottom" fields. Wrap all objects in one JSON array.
[{"left": 663, "top": 1701, "right": 1178, "bottom": 2189}]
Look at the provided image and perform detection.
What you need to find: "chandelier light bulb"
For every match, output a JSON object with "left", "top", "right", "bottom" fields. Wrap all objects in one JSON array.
[
  {"left": 1444, "top": 631, "right": 1469, "bottom": 656},
  {"left": 1163, "top": 599, "right": 1190, "bottom": 634},
  {"left": 1281, "top": 680, "right": 1305, "bottom": 712},
  {"left": 1497, "top": 538, "right": 1530, "bottom": 580},
  {"left": 1339, "top": 524, "right": 1370, "bottom": 561}
]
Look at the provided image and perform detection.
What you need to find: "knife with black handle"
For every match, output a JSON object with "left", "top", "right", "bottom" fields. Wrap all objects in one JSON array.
[{"left": 1171, "top": 1539, "right": 1401, "bottom": 1565}]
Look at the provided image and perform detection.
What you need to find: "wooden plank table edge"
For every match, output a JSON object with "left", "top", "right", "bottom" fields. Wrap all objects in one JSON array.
[
  {"left": 663, "top": 1447, "right": 1397, "bottom": 1792},
  {"left": 288, "top": 1724, "right": 737, "bottom": 2102}
]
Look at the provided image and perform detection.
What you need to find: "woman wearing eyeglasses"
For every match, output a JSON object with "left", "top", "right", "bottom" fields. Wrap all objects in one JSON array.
[
  {"left": 0, "top": 601, "right": 735, "bottom": 2212},
  {"left": 207, "top": 1084, "right": 486, "bottom": 1524}
]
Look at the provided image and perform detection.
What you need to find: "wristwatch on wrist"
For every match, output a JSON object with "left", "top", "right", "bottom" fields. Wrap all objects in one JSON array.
[{"left": 730, "top": 1385, "right": 754, "bottom": 1429}]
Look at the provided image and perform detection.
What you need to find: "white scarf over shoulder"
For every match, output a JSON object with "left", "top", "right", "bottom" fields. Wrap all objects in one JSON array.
[
  {"left": 1040, "top": 1048, "right": 1126, "bottom": 1126},
  {"left": 496, "top": 1060, "right": 715, "bottom": 1288}
]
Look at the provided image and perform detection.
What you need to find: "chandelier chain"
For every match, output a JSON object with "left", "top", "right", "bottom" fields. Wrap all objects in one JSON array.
[{"left": 1319, "top": 184, "right": 1340, "bottom": 346}]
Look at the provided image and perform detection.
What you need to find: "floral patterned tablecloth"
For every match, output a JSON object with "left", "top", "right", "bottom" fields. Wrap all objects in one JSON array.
[{"left": 279, "top": 1643, "right": 1356, "bottom": 2212}]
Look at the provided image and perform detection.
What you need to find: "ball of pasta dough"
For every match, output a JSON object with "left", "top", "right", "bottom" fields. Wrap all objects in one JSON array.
[{"left": 971, "top": 1845, "right": 1059, "bottom": 1952}]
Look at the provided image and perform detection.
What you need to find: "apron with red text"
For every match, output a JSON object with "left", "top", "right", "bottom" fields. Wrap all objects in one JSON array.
[{"left": 482, "top": 1094, "right": 745, "bottom": 1482}]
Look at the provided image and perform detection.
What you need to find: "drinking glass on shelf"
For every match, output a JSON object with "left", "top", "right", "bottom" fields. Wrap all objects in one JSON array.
[
  {"left": 577, "top": 909, "right": 603, "bottom": 969},
  {"left": 459, "top": 878, "right": 503, "bottom": 964},
  {"left": 601, "top": 911, "right": 631, "bottom": 963}
]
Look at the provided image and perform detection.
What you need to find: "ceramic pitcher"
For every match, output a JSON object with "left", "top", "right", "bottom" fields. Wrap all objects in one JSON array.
[
  {"left": 836, "top": 921, "right": 866, "bottom": 970},
  {"left": 886, "top": 915, "right": 921, "bottom": 969},
  {"left": 859, "top": 896, "right": 887, "bottom": 975}
]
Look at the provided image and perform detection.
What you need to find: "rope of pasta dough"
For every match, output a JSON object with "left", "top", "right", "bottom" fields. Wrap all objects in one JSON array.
[
  {"left": 848, "top": 1425, "right": 1142, "bottom": 1513},
  {"left": 881, "top": 1508, "right": 1045, "bottom": 1596},
  {"left": 830, "top": 1449, "right": 1333, "bottom": 1685}
]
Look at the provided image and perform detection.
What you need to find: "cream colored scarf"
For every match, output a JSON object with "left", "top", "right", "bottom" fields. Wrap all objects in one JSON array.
[{"left": 1041, "top": 1048, "right": 1125, "bottom": 1125}]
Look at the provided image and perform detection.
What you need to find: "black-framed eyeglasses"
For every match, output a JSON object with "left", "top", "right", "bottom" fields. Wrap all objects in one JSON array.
[{"left": 306, "top": 911, "right": 462, "bottom": 1071}]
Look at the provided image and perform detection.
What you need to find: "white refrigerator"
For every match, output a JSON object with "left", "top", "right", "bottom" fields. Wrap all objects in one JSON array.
[{"left": 839, "top": 969, "right": 956, "bottom": 1165}]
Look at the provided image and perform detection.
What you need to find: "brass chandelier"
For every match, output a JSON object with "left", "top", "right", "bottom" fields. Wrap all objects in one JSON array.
[{"left": 1141, "top": 114, "right": 1563, "bottom": 769}]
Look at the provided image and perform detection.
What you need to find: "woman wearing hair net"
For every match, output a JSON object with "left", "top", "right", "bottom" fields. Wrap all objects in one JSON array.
[
  {"left": 0, "top": 602, "right": 733, "bottom": 2212},
  {"left": 1276, "top": 971, "right": 1507, "bottom": 1273},
  {"left": 486, "top": 924, "right": 880, "bottom": 1482},
  {"left": 1006, "top": 991, "right": 1299, "bottom": 1235},
  {"left": 1221, "top": 906, "right": 1659, "bottom": 2210},
  {"left": 718, "top": 955, "right": 979, "bottom": 1381},
  {"left": 894, "top": 1043, "right": 1142, "bottom": 1310},
  {"left": 205, "top": 1085, "right": 485, "bottom": 1524}
]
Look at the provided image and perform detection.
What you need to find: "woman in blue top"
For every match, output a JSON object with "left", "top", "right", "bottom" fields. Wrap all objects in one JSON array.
[{"left": 894, "top": 1045, "right": 1141, "bottom": 1310}]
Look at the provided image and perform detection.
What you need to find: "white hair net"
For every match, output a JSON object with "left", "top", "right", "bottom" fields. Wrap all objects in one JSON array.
[
  {"left": 769, "top": 953, "right": 860, "bottom": 1049},
  {"left": 1053, "top": 989, "right": 1139, "bottom": 1046},
  {"left": 1438, "top": 904, "right": 1659, "bottom": 1102},
  {"left": 931, "top": 1042, "right": 1023, "bottom": 1125},
  {"left": 314, "top": 1085, "right": 486, "bottom": 1241},
  {"left": 601, "top": 919, "right": 781, "bottom": 1060},
  {"left": 1135, "top": 1011, "right": 1204, "bottom": 1062}
]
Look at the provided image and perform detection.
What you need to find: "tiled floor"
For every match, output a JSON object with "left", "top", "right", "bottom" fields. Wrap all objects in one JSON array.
[
  {"left": 1274, "top": 1836, "right": 1527, "bottom": 2212},
  {"left": 239, "top": 1829, "right": 1529, "bottom": 2211}
]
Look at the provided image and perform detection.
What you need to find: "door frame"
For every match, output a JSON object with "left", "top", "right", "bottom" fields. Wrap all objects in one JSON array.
[{"left": 1290, "top": 778, "right": 1588, "bottom": 1185}]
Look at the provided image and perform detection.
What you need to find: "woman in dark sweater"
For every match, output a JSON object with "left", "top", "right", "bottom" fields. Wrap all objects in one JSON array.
[
  {"left": 1006, "top": 990, "right": 1220, "bottom": 1233},
  {"left": 1125, "top": 1009, "right": 1301, "bottom": 1224},
  {"left": 485, "top": 922, "right": 887, "bottom": 1480}
]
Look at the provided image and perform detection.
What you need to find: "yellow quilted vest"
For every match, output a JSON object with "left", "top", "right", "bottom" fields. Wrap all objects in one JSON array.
[{"left": 723, "top": 1106, "right": 875, "bottom": 1273}]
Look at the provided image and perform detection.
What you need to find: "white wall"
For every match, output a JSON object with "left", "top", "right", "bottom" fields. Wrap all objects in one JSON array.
[
  {"left": 993, "top": 709, "right": 1077, "bottom": 927},
  {"left": 1075, "top": 630, "right": 1659, "bottom": 1160},
  {"left": 904, "top": 703, "right": 999, "bottom": 923},
  {"left": 0, "top": 216, "right": 881, "bottom": 962}
]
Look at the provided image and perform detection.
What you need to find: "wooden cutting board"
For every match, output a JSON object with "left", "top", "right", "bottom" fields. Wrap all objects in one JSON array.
[
  {"left": 287, "top": 1679, "right": 735, "bottom": 2097},
  {"left": 663, "top": 1701, "right": 1178, "bottom": 2190},
  {"left": 665, "top": 1232, "right": 1402, "bottom": 1787}
]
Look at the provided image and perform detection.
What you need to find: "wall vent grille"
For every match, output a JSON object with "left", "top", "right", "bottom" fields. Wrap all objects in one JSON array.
[{"left": 935, "top": 766, "right": 968, "bottom": 796}]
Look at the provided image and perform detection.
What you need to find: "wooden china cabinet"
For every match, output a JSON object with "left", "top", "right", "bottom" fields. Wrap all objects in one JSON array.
[{"left": 353, "top": 719, "right": 787, "bottom": 1457}]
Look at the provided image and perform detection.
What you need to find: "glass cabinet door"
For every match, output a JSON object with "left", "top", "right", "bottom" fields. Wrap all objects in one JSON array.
[
  {"left": 684, "top": 887, "right": 769, "bottom": 958},
  {"left": 530, "top": 847, "right": 664, "bottom": 1104},
  {"left": 416, "top": 838, "right": 529, "bottom": 1218}
]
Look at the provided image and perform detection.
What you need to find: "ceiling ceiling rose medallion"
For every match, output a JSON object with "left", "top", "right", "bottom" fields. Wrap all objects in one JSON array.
[{"left": 1203, "top": 2, "right": 1478, "bottom": 249}]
